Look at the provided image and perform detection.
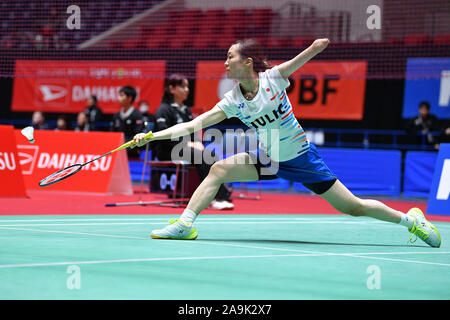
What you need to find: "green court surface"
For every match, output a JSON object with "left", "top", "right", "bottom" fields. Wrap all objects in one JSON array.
[{"left": 0, "top": 214, "right": 449, "bottom": 300}]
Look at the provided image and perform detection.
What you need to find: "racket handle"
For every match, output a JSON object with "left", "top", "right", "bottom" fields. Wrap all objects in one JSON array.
[{"left": 112, "top": 131, "right": 154, "bottom": 153}]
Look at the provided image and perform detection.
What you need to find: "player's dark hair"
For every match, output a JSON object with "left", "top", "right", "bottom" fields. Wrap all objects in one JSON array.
[
  {"left": 162, "top": 74, "right": 188, "bottom": 104},
  {"left": 119, "top": 86, "right": 137, "bottom": 103},
  {"left": 233, "top": 39, "right": 272, "bottom": 73},
  {"left": 419, "top": 101, "right": 431, "bottom": 110}
]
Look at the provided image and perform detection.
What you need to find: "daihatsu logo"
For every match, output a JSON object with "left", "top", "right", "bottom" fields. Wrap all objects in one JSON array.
[{"left": 39, "top": 85, "right": 68, "bottom": 102}]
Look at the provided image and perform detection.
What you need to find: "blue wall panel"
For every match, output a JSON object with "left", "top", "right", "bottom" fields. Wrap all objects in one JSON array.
[
  {"left": 403, "top": 151, "right": 438, "bottom": 198},
  {"left": 293, "top": 148, "right": 402, "bottom": 196}
]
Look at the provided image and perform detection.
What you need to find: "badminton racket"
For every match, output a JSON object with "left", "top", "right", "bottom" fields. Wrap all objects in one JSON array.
[{"left": 39, "top": 131, "right": 153, "bottom": 187}]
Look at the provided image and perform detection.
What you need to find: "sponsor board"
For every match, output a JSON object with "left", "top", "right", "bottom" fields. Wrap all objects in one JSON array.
[
  {"left": 194, "top": 60, "right": 367, "bottom": 120},
  {"left": 427, "top": 143, "right": 450, "bottom": 215},
  {"left": 12, "top": 60, "right": 166, "bottom": 114},
  {"left": 0, "top": 125, "right": 27, "bottom": 197},
  {"left": 14, "top": 130, "right": 132, "bottom": 194},
  {"left": 403, "top": 58, "right": 450, "bottom": 119}
]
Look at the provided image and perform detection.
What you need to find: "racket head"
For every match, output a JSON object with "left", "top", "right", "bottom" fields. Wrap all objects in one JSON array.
[{"left": 39, "top": 164, "right": 83, "bottom": 187}]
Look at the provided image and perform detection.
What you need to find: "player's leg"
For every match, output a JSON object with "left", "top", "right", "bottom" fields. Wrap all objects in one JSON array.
[
  {"left": 186, "top": 152, "right": 258, "bottom": 214},
  {"left": 320, "top": 179, "right": 403, "bottom": 222},
  {"left": 189, "top": 146, "right": 233, "bottom": 209},
  {"left": 150, "top": 153, "right": 259, "bottom": 239},
  {"left": 320, "top": 179, "right": 441, "bottom": 247}
]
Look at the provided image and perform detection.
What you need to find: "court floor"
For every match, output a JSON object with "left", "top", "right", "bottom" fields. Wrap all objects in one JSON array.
[{"left": 0, "top": 214, "right": 448, "bottom": 300}]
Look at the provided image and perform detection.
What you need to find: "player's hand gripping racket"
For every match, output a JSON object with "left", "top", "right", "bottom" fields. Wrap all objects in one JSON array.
[{"left": 38, "top": 131, "right": 153, "bottom": 187}]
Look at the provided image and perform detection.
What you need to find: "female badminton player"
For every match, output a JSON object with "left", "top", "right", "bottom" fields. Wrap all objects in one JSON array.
[{"left": 132, "top": 38, "right": 441, "bottom": 247}]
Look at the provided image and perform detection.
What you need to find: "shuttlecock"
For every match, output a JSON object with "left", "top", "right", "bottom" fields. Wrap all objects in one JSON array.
[{"left": 21, "top": 126, "right": 35, "bottom": 143}]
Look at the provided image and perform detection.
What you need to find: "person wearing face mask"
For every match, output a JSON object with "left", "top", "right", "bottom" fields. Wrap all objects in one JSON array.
[
  {"left": 152, "top": 74, "right": 234, "bottom": 210},
  {"left": 138, "top": 100, "right": 156, "bottom": 130}
]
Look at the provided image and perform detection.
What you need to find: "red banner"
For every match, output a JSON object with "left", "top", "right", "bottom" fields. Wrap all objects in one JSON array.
[
  {"left": 0, "top": 125, "right": 27, "bottom": 197},
  {"left": 14, "top": 130, "right": 132, "bottom": 194},
  {"left": 12, "top": 60, "right": 166, "bottom": 114},
  {"left": 195, "top": 61, "right": 367, "bottom": 120}
]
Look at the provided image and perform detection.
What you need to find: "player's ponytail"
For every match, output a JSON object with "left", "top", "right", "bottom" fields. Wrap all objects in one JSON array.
[{"left": 233, "top": 39, "right": 272, "bottom": 73}]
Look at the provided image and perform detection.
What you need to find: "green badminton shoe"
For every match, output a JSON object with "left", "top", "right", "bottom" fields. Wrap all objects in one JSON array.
[
  {"left": 407, "top": 208, "right": 441, "bottom": 248},
  {"left": 150, "top": 219, "right": 198, "bottom": 240}
]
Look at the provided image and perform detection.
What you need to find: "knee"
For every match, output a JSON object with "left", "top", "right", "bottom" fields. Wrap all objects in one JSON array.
[
  {"left": 209, "top": 161, "right": 227, "bottom": 182},
  {"left": 339, "top": 200, "right": 366, "bottom": 217}
]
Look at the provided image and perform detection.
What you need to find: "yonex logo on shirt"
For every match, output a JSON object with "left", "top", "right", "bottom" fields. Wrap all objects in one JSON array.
[{"left": 237, "top": 103, "right": 245, "bottom": 109}]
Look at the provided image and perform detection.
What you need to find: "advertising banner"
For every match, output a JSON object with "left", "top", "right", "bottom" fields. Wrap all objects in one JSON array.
[
  {"left": 0, "top": 125, "right": 27, "bottom": 197},
  {"left": 12, "top": 60, "right": 166, "bottom": 114},
  {"left": 14, "top": 130, "right": 132, "bottom": 194},
  {"left": 195, "top": 60, "right": 367, "bottom": 120},
  {"left": 427, "top": 143, "right": 450, "bottom": 215},
  {"left": 403, "top": 58, "right": 450, "bottom": 119}
]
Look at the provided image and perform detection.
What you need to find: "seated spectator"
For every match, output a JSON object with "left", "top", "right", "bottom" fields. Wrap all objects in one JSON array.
[
  {"left": 405, "top": 101, "right": 439, "bottom": 145},
  {"left": 111, "top": 86, "right": 144, "bottom": 159},
  {"left": 31, "top": 111, "right": 49, "bottom": 130},
  {"left": 55, "top": 115, "right": 71, "bottom": 131},
  {"left": 138, "top": 100, "right": 156, "bottom": 130},
  {"left": 84, "top": 95, "right": 104, "bottom": 131},
  {"left": 435, "top": 119, "right": 450, "bottom": 150},
  {"left": 74, "top": 112, "right": 90, "bottom": 132}
]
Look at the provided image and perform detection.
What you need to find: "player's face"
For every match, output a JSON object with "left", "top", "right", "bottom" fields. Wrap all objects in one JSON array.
[{"left": 225, "top": 44, "right": 249, "bottom": 80}]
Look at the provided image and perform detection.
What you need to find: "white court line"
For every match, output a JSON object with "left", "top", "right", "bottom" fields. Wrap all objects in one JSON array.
[
  {"left": 0, "top": 250, "right": 449, "bottom": 269},
  {"left": 339, "top": 254, "right": 450, "bottom": 267},
  {"left": 1, "top": 226, "right": 449, "bottom": 268},
  {"left": 0, "top": 217, "right": 356, "bottom": 223},
  {"left": 0, "top": 221, "right": 386, "bottom": 227},
  {"left": 0, "top": 253, "right": 333, "bottom": 269},
  {"left": 0, "top": 227, "right": 147, "bottom": 240}
]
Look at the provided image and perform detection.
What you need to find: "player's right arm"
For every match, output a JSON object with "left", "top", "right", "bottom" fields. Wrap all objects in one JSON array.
[
  {"left": 131, "top": 105, "right": 227, "bottom": 147},
  {"left": 277, "top": 38, "right": 329, "bottom": 80}
]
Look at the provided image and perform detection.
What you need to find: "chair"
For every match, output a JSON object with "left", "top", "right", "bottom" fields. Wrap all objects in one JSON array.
[
  {"left": 147, "top": 160, "right": 200, "bottom": 207},
  {"left": 404, "top": 34, "right": 431, "bottom": 45},
  {"left": 434, "top": 34, "right": 450, "bottom": 44}
]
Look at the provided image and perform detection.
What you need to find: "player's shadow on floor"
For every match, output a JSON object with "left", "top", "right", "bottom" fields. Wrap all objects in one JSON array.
[{"left": 200, "top": 239, "right": 428, "bottom": 248}]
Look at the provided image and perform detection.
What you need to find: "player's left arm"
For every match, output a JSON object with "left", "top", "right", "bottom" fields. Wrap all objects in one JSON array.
[{"left": 277, "top": 38, "right": 330, "bottom": 80}]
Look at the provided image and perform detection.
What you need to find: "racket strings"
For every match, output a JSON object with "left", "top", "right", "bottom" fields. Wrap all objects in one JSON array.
[{"left": 39, "top": 165, "right": 82, "bottom": 186}]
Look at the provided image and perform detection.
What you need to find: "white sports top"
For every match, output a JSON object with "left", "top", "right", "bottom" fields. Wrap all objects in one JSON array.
[{"left": 216, "top": 66, "right": 309, "bottom": 162}]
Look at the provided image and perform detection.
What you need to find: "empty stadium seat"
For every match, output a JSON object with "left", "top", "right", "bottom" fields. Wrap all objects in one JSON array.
[
  {"left": 404, "top": 34, "right": 431, "bottom": 45},
  {"left": 169, "top": 36, "right": 193, "bottom": 49},
  {"left": 267, "top": 37, "right": 292, "bottom": 48},
  {"left": 434, "top": 34, "right": 450, "bottom": 44},
  {"left": 192, "top": 36, "right": 216, "bottom": 48},
  {"left": 292, "top": 37, "right": 315, "bottom": 47},
  {"left": 216, "top": 36, "right": 237, "bottom": 49},
  {"left": 123, "top": 38, "right": 140, "bottom": 49}
]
